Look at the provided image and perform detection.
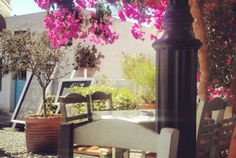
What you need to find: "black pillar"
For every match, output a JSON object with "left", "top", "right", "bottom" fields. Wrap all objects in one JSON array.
[{"left": 152, "top": 0, "right": 201, "bottom": 158}]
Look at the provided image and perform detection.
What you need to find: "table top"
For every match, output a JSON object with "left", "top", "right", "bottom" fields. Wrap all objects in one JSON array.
[{"left": 92, "top": 110, "right": 156, "bottom": 130}]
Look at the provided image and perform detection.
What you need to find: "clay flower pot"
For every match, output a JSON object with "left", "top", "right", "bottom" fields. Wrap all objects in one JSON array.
[
  {"left": 137, "top": 103, "right": 156, "bottom": 110},
  {"left": 78, "top": 67, "right": 97, "bottom": 77},
  {"left": 25, "top": 115, "right": 62, "bottom": 154}
]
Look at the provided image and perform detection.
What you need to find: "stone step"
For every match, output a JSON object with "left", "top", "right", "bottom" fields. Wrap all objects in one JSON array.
[
  {"left": 0, "top": 114, "right": 12, "bottom": 128},
  {"left": 0, "top": 110, "right": 12, "bottom": 117}
]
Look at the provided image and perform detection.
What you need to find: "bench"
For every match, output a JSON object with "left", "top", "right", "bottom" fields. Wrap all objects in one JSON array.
[{"left": 58, "top": 93, "right": 179, "bottom": 158}]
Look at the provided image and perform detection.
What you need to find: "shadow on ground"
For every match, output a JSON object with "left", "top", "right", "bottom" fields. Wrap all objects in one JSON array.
[{"left": 0, "top": 148, "right": 14, "bottom": 158}]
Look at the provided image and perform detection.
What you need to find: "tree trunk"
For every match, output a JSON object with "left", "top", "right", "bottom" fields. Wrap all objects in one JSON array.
[
  {"left": 189, "top": 0, "right": 209, "bottom": 102},
  {"left": 42, "top": 87, "right": 47, "bottom": 117}
]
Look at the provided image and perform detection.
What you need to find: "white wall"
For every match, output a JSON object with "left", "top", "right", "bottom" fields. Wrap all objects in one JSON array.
[
  {"left": 5, "top": 12, "right": 157, "bottom": 82},
  {"left": 1, "top": 11, "right": 157, "bottom": 111},
  {"left": 0, "top": 73, "right": 13, "bottom": 112}
]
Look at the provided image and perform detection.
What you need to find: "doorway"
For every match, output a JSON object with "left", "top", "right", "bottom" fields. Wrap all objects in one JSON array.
[{"left": 14, "top": 70, "right": 27, "bottom": 109}]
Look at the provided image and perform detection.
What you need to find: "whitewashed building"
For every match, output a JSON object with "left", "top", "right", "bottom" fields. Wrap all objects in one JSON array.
[{"left": 0, "top": 12, "right": 157, "bottom": 114}]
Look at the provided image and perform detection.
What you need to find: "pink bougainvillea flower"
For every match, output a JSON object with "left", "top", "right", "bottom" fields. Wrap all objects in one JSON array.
[
  {"left": 118, "top": 10, "right": 126, "bottom": 22},
  {"left": 34, "top": 0, "right": 51, "bottom": 9},
  {"left": 196, "top": 72, "right": 200, "bottom": 81},
  {"left": 150, "top": 34, "right": 157, "bottom": 40},
  {"left": 44, "top": 8, "right": 82, "bottom": 47},
  {"left": 76, "top": 0, "right": 86, "bottom": 9},
  {"left": 131, "top": 24, "right": 145, "bottom": 40},
  {"left": 35, "top": 0, "right": 167, "bottom": 46}
]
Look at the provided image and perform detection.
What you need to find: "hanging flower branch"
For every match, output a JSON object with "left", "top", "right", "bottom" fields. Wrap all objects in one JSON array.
[
  {"left": 112, "top": 0, "right": 167, "bottom": 39},
  {"left": 203, "top": 1, "right": 236, "bottom": 100},
  {"left": 35, "top": 0, "right": 167, "bottom": 47},
  {"left": 44, "top": 8, "right": 83, "bottom": 47},
  {"left": 88, "top": 3, "right": 119, "bottom": 45}
]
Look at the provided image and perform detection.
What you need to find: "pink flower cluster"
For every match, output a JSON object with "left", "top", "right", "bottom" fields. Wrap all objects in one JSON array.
[
  {"left": 44, "top": 8, "right": 82, "bottom": 47},
  {"left": 35, "top": 0, "right": 167, "bottom": 46},
  {"left": 115, "top": 0, "right": 167, "bottom": 40},
  {"left": 34, "top": 0, "right": 51, "bottom": 9},
  {"left": 131, "top": 24, "right": 145, "bottom": 40},
  {"left": 208, "top": 85, "right": 230, "bottom": 100},
  {"left": 152, "top": 0, "right": 167, "bottom": 30},
  {"left": 197, "top": 73, "right": 230, "bottom": 101},
  {"left": 88, "top": 13, "right": 119, "bottom": 45}
]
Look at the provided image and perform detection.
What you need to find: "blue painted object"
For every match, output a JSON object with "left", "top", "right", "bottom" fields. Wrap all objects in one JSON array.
[{"left": 14, "top": 79, "right": 26, "bottom": 109}]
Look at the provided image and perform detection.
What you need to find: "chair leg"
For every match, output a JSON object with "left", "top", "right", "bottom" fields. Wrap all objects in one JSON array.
[
  {"left": 58, "top": 123, "right": 74, "bottom": 158},
  {"left": 112, "top": 148, "right": 129, "bottom": 158}
]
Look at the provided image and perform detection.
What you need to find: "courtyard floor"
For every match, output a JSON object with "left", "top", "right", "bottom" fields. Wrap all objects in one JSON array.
[{"left": 0, "top": 128, "right": 56, "bottom": 158}]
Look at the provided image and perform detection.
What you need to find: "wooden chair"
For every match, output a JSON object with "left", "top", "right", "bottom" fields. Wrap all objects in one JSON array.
[
  {"left": 59, "top": 93, "right": 92, "bottom": 123},
  {"left": 217, "top": 106, "right": 236, "bottom": 158},
  {"left": 58, "top": 93, "right": 113, "bottom": 158},
  {"left": 196, "top": 97, "right": 227, "bottom": 158},
  {"left": 58, "top": 93, "right": 95, "bottom": 158},
  {"left": 197, "top": 98, "right": 236, "bottom": 158},
  {"left": 90, "top": 91, "right": 113, "bottom": 111}
]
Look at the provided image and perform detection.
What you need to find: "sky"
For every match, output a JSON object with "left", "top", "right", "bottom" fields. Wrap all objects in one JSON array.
[
  {"left": 10, "top": 0, "right": 149, "bottom": 25},
  {"left": 11, "top": 0, "right": 44, "bottom": 16}
]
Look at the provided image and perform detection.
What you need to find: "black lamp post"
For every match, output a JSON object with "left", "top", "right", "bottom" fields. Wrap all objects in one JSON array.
[{"left": 152, "top": 0, "right": 201, "bottom": 158}]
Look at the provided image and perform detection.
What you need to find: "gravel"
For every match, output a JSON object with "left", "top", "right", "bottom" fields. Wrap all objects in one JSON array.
[{"left": 0, "top": 128, "right": 57, "bottom": 158}]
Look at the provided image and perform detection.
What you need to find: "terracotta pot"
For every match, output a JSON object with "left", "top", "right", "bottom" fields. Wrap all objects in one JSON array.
[
  {"left": 77, "top": 67, "right": 96, "bottom": 77},
  {"left": 25, "top": 115, "right": 62, "bottom": 154},
  {"left": 137, "top": 103, "right": 156, "bottom": 110}
]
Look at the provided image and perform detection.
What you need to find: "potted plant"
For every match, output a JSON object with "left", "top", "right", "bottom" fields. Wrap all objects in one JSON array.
[
  {"left": 121, "top": 53, "right": 156, "bottom": 109},
  {"left": 0, "top": 30, "right": 68, "bottom": 154},
  {"left": 74, "top": 43, "right": 104, "bottom": 77}
]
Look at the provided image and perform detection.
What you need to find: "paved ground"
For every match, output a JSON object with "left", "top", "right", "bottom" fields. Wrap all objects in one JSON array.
[{"left": 0, "top": 128, "right": 57, "bottom": 158}]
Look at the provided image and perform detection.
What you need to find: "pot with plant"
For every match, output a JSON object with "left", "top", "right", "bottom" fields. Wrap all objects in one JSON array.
[
  {"left": 74, "top": 43, "right": 104, "bottom": 77},
  {"left": 121, "top": 53, "right": 156, "bottom": 109},
  {"left": 0, "top": 30, "right": 68, "bottom": 154}
]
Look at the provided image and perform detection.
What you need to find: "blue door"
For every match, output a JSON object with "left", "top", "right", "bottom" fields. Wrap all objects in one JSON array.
[
  {"left": 14, "top": 79, "right": 26, "bottom": 109},
  {"left": 14, "top": 70, "right": 27, "bottom": 109}
]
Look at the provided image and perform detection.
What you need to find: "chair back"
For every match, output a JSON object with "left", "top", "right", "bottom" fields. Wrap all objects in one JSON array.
[
  {"left": 59, "top": 93, "right": 92, "bottom": 123},
  {"left": 197, "top": 98, "right": 236, "bottom": 158},
  {"left": 90, "top": 91, "right": 113, "bottom": 111},
  {"left": 218, "top": 106, "right": 236, "bottom": 158},
  {"left": 197, "top": 97, "right": 227, "bottom": 158}
]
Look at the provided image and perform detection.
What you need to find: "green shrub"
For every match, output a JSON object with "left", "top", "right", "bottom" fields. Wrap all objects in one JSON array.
[
  {"left": 121, "top": 53, "right": 156, "bottom": 103},
  {"left": 39, "top": 95, "right": 57, "bottom": 116},
  {"left": 112, "top": 88, "right": 137, "bottom": 110},
  {"left": 69, "top": 84, "right": 138, "bottom": 112}
]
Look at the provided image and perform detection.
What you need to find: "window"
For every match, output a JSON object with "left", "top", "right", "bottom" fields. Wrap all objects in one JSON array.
[
  {"left": 14, "top": 30, "right": 27, "bottom": 35},
  {"left": 18, "top": 70, "right": 27, "bottom": 80}
]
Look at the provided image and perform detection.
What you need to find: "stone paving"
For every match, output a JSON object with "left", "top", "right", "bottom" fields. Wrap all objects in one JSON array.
[{"left": 0, "top": 128, "right": 57, "bottom": 158}]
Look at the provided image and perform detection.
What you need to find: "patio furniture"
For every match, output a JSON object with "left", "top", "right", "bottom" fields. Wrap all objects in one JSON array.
[
  {"left": 218, "top": 108, "right": 236, "bottom": 158},
  {"left": 90, "top": 91, "right": 113, "bottom": 111},
  {"left": 58, "top": 93, "right": 179, "bottom": 158},
  {"left": 197, "top": 97, "right": 236, "bottom": 158},
  {"left": 59, "top": 93, "right": 92, "bottom": 124}
]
